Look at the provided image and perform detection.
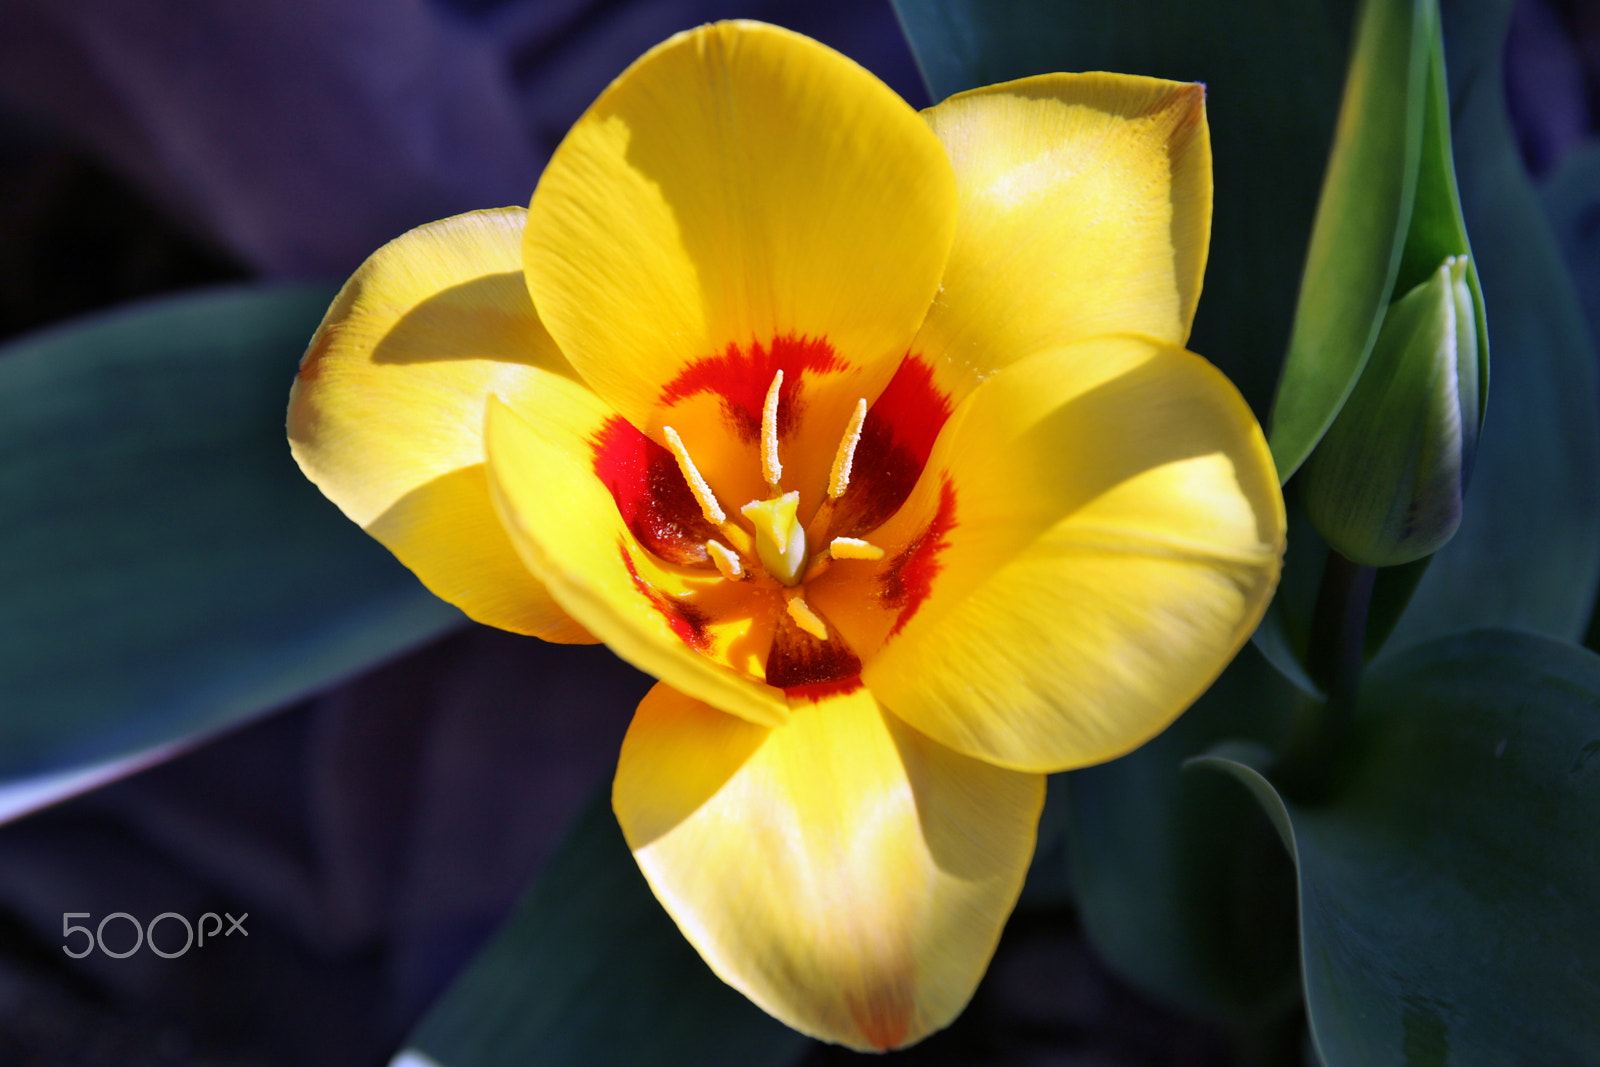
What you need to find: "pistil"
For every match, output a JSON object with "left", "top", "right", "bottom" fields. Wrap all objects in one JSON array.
[{"left": 742, "top": 492, "right": 807, "bottom": 586}]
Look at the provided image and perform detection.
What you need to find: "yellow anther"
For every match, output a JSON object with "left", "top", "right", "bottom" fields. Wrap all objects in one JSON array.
[
  {"left": 828, "top": 398, "right": 868, "bottom": 498},
  {"left": 761, "top": 369, "right": 784, "bottom": 489},
  {"left": 741, "top": 491, "right": 806, "bottom": 586},
  {"left": 706, "top": 539, "right": 743, "bottom": 580},
  {"left": 662, "top": 425, "right": 724, "bottom": 525},
  {"left": 785, "top": 595, "right": 829, "bottom": 640},
  {"left": 829, "top": 536, "right": 885, "bottom": 561}
]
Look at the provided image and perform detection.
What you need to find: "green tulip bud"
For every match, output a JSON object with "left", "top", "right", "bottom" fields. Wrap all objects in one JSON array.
[{"left": 1302, "top": 255, "right": 1480, "bottom": 566}]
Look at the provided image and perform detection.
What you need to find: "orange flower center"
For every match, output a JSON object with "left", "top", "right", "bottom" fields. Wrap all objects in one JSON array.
[{"left": 590, "top": 338, "right": 959, "bottom": 702}]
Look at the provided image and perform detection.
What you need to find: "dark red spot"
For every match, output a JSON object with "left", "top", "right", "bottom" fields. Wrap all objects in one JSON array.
[
  {"left": 660, "top": 334, "right": 843, "bottom": 442},
  {"left": 832, "top": 356, "right": 953, "bottom": 538},
  {"left": 766, "top": 604, "right": 862, "bottom": 695},
  {"left": 880, "top": 477, "right": 957, "bottom": 637},
  {"left": 622, "top": 545, "right": 711, "bottom": 652},
  {"left": 592, "top": 415, "right": 718, "bottom": 566}
]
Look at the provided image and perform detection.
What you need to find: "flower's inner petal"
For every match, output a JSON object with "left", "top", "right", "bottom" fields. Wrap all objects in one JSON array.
[
  {"left": 592, "top": 415, "right": 723, "bottom": 566},
  {"left": 823, "top": 354, "right": 955, "bottom": 540},
  {"left": 613, "top": 682, "right": 1044, "bottom": 1052},
  {"left": 859, "top": 334, "right": 1284, "bottom": 773},
  {"left": 288, "top": 207, "right": 589, "bottom": 641},
  {"left": 524, "top": 21, "right": 957, "bottom": 454},
  {"left": 660, "top": 334, "right": 862, "bottom": 517},
  {"left": 915, "top": 73, "right": 1211, "bottom": 405},
  {"left": 485, "top": 392, "right": 790, "bottom": 726}
]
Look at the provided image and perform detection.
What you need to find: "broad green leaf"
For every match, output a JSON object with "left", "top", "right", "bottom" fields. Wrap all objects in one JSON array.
[
  {"left": 1066, "top": 644, "right": 1303, "bottom": 1024},
  {"left": 1384, "top": 0, "right": 1600, "bottom": 652},
  {"left": 891, "top": 0, "right": 1353, "bottom": 419},
  {"left": 1269, "top": 0, "right": 1432, "bottom": 480},
  {"left": 1197, "top": 630, "right": 1600, "bottom": 1066},
  {"left": 0, "top": 285, "right": 463, "bottom": 800},
  {"left": 398, "top": 789, "right": 810, "bottom": 1067}
]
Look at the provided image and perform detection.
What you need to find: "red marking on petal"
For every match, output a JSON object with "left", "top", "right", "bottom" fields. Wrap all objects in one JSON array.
[
  {"left": 783, "top": 676, "right": 864, "bottom": 703},
  {"left": 766, "top": 602, "right": 862, "bottom": 692},
  {"left": 622, "top": 545, "right": 711, "bottom": 652},
  {"left": 660, "top": 334, "right": 843, "bottom": 442},
  {"left": 833, "top": 356, "right": 953, "bottom": 538},
  {"left": 850, "top": 988, "right": 912, "bottom": 1052},
  {"left": 593, "top": 415, "right": 718, "bottom": 566},
  {"left": 880, "top": 477, "right": 957, "bottom": 637}
]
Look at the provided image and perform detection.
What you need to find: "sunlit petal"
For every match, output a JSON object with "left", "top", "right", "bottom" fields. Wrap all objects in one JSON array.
[
  {"left": 524, "top": 21, "right": 959, "bottom": 510},
  {"left": 854, "top": 334, "right": 1283, "bottom": 772},
  {"left": 614, "top": 682, "right": 1043, "bottom": 1050},
  {"left": 288, "top": 207, "right": 589, "bottom": 640},
  {"left": 915, "top": 74, "right": 1211, "bottom": 403}
]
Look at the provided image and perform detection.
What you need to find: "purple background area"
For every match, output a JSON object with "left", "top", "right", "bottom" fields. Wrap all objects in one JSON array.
[{"left": 0, "top": 1, "right": 1594, "bottom": 1062}]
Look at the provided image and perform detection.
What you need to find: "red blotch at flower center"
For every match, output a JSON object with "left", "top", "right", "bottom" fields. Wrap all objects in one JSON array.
[{"left": 590, "top": 336, "right": 956, "bottom": 703}]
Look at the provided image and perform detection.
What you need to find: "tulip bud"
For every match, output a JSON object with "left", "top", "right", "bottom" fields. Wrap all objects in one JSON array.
[{"left": 1302, "top": 255, "right": 1480, "bottom": 566}]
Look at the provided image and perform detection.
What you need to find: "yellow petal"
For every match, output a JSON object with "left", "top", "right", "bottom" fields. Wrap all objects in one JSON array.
[
  {"left": 614, "top": 682, "right": 1043, "bottom": 1051},
  {"left": 483, "top": 393, "right": 790, "bottom": 727},
  {"left": 288, "top": 207, "right": 590, "bottom": 641},
  {"left": 914, "top": 74, "right": 1212, "bottom": 403},
  {"left": 524, "top": 21, "right": 958, "bottom": 511},
  {"left": 856, "top": 335, "right": 1283, "bottom": 772}
]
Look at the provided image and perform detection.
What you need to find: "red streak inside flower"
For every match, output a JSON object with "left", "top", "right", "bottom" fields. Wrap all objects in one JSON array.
[
  {"left": 621, "top": 547, "right": 711, "bottom": 651},
  {"left": 592, "top": 416, "right": 718, "bottom": 565},
  {"left": 833, "top": 356, "right": 953, "bottom": 538},
  {"left": 660, "top": 333, "right": 843, "bottom": 441},
  {"left": 880, "top": 477, "right": 957, "bottom": 637}
]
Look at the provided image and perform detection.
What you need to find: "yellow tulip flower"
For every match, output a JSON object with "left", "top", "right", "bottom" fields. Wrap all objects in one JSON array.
[{"left": 289, "top": 21, "right": 1283, "bottom": 1051}]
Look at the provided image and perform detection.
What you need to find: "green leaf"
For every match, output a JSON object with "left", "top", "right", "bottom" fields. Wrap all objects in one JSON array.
[
  {"left": 1383, "top": 0, "right": 1600, "bottom": 652},
  {"left": 397, "top": 789, "right": 811, "bottom": 1067},
  {"left": 1269, "top": 0, "right": 1432, "bottom": 480},
  {"left": 891, "top": 0, "right": 1355, "bottom": 419},
  {"left": 0, "top": 285, "right": 463, "bottom": 801},
  {"left": 1196, "top": 630, "right": 1600, "bottom": 1065},
  {"left": 1066, "top": 644, "right": 1304, "bottom": 1024}
]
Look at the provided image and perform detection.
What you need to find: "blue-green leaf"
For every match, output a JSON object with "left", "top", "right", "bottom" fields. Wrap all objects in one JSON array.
[
  {"left": 0, "top": 285, "right": 463, "bottom": 810},
  {"left": 1197, "top": 630, "right": 1600, "bottom": 1066},
  {"left": 1067, "top": 644, "right": 1304, "bottom": 1024},
  {"left": 396, "top": 789, "right": 810, "bottom": 1067}
]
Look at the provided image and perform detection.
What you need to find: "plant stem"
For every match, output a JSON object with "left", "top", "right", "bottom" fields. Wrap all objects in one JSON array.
[{"left": 1280, "top": 550, "right": 1376, "bottom": 802}]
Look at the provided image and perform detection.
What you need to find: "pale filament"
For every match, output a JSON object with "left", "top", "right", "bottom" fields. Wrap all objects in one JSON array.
[
  {"left": 785, "top": 594, "right": 829, "bottom": 640},
  {"left": 829, "top": 536, "right": 884, "bottom": 561},
  {"left": 706, "top": 539, "right": 744, "bottom": 579},
  {"left": 828, "top": 398, "right": 868, "bottom": 499},
  {"left": 662, "top": 425, "right": 725, "bottom": 525},
  {"left": 760, "top": 369, "right": 784, "bottom": 490}
]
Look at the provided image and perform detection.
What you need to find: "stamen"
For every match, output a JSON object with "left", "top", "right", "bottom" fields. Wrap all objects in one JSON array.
[
  {"left": 785, "top": 595, "right": 829, "bottom": 640},
  {"left": 761, "top": 369, "right": 784, "bottom": 489},
  {"left": 662, "top": 425, "right": 725, "bottom": 525},
  {"left": 706, "top": 539, "right": 743, "bottom": 580},
  {"left": 829, "top": 536, "right": 885, "bottom": 561},
  {"left": 828, "top": 398, "right": 868, "bottom": 498}
]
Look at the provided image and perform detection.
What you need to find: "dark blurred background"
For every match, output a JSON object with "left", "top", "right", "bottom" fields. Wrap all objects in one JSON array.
[{"left": 0, "top": 1, "right": 1593, "bottom": 1063}]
